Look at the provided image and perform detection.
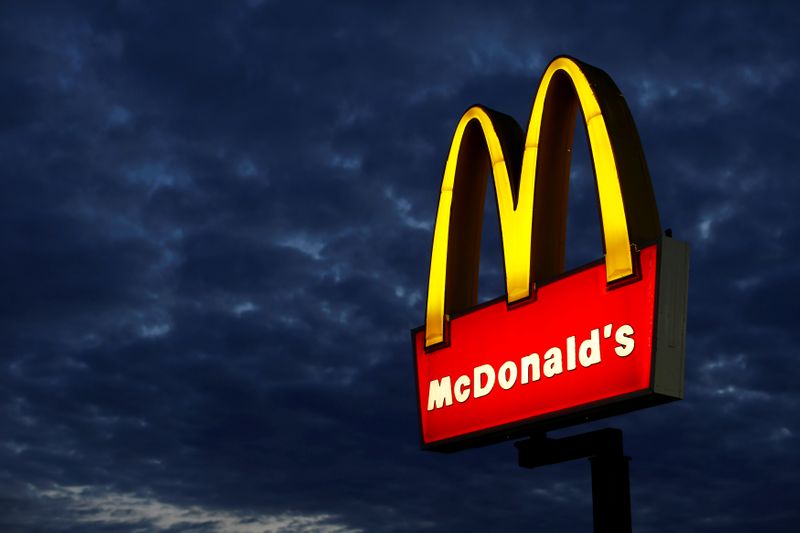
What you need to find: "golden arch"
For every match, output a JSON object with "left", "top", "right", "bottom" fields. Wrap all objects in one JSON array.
[{"left": 425, "top": 56, "right": 661, "bottom": 347}]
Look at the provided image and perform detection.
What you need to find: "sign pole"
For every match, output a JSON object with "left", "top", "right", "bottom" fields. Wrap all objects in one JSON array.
[{"left": 515, "top": 428, "right": 632, "bottom": 533}]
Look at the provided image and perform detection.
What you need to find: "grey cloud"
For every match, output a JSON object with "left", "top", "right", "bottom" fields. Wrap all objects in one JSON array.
[{"left": 1, "top": 1, "right": 799, "bottom": 532}]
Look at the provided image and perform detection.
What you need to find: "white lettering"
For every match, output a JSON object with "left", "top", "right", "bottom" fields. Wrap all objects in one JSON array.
[
  {"left": 543, "top": 347, "right": 563, "bottom": 377},
  {"left": 424, "top": 323, "right": 638, "bottom": 409},
  {"left": 566, "top": 335, "right": 577, "bottom": 371},
  {"left": 521, "top": 353, "right": 540, "bottom": 384},
  {"left": 427, "top": 376, "right": 453, "bottom": 411},
  {"left": 474, "top": 364, "right": 496, "bottom": 398},
  {"left": 579, "top": 328, "right": 601, "bottom": 367},
  {"left": 498, "top": 361, "right": 518, "bottom": 390},
  {"left": 615, "top": 324, "right": 635, "bottom": 357},
  {"left": 454, "top": 375, "right": 471, "bottom": 403}
]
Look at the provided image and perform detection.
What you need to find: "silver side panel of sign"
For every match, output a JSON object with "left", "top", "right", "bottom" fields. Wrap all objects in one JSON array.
[{"left": 653, "top": 236, "right": 690, "bottom": 399}]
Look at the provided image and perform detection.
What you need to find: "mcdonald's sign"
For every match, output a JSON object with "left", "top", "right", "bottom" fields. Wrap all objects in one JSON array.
[{"left": 412, "top": 57, "right": 690, "bottom": 451}]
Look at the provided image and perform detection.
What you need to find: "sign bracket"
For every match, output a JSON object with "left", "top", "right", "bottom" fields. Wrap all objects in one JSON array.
[{"left": 515, "top": 428, "right": 632, "bottom": 533}]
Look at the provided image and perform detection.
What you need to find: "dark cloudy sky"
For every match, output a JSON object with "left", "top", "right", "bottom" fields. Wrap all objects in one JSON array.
[{"left": 1, "top": 1, "right": 798, "bottom": 531}]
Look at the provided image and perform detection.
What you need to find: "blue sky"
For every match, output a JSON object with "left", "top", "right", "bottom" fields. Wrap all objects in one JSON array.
[{"left": 0, "top": 1, "right": 798, "bottom": 531}]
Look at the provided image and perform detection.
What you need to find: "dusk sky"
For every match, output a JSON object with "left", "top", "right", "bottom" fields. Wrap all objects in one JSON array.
[{"left": 1, "top": 1, "right": 798, "bottom": 532}]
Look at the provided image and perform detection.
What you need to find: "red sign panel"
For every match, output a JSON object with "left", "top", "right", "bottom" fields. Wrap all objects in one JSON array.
[{"left": 413, "top": 242, "right": 688, "bottom": 451}]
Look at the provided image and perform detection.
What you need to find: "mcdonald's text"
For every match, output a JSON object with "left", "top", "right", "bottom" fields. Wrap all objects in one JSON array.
[{"left": 426, "top": 324, "right": 635, "bottom": 411}]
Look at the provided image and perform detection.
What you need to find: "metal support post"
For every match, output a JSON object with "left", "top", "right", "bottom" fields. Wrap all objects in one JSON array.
[{"left": 515, "top": 428, "right": 632, "bottom": 533}]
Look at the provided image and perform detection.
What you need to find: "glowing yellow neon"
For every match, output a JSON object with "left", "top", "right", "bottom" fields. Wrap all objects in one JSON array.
[
  {"left": 426, "top": 108, "right": 534, "bottom": 346},
  {"left": 425, "top": 57, "right": 634, "bottom": 347},
  {"left": 525, "top": 58, "right": 632, "bottom": 280}
]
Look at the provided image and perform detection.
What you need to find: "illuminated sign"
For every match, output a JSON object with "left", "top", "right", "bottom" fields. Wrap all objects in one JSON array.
[{"left": 412, "top": 57, "right": 689, "bottom": 451}]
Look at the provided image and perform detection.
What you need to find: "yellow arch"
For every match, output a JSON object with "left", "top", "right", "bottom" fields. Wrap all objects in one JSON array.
[{"left": 425, "top": 56, "right": 659, "bottom": 347}]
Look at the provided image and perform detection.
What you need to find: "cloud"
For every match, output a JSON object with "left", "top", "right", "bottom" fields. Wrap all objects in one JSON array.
[
  {"left": 12, "top": 484, "right": 359, "bottom": 533},
  {"left": 0, "top": 0, "right": 798, "bottom": 531}
]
